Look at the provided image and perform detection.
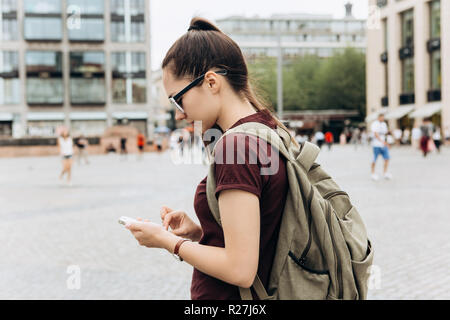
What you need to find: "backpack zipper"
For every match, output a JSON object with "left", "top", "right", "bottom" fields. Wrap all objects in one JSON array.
[{"left": 325, "top": 200, "right": 343, "bottom": 299}]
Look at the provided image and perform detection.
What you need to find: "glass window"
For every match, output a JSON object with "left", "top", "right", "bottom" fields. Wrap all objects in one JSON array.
[
  {"left": 0, "top": 51, "right": 20, "bottom": 105},
  {"left": 131, "top": 52, "right": 145, "bottom": 73},
  {"left": 111, "top": 52, "right": 146, "bottom": 104},
  {"left": 132, "top": 79, "right": 146, "bottom": 103},
  {"left": 111, "top": 0, "right": 125, "bottom": 15},
  {"left": 26, "top": 51, "right": 62, "bottom": 73},
  {"left": 70, "top": 52, "right": 105, "bottom": 104},
  {"left": 402, "top": 58, "right": 414, "bottom": 93},
  {"left": 26, "top": 78, "right": 64, "bottom": 104},
  {"left": 26, "top": 51, "right": 63, "bottom": 104},
  {"left": 68, "top": 18, "right": 104, "bottom": 41},
  {"left": 111, "top": 21, "right": 125, "bottom": 42},
  {"left": 67, "top": 0, "right": 104, "bottom": 15},
  {"left": 130, "top": 21, "right": 145, "bottom": 42},
  {"left": 430, "top": 50, "right": 441, "bottom": 90},
  {"left": 0, "top": 51, "right": 19, "bottom": 73},
  {"left": 24, "top": 0, "right": 61, "bottom": 14},
  {"left": 401, "top": 9, "right": 414, "bottom": 47},
  {"left": 430, "top": 0, "right": 440, "bottom": 38},
  {"left": 70, "top": 52, "right": 104, "bottom": 73},
  {"left": 130, "top": 0, "right": 145, "bottom": 15},
  {"left": 70, "top": 78, "right": 105, "bottom": 104},
  {"left": 2, "top": 18, "right": 19, "bottom": 41},
  {"left": 112, "top": 79, "right": 126, "bottom": 103},
  {"left": 24, "top": 17, "right": 62, "bottom": 40},
  {"left": 0, "top": 78, "right": 20, "bottom": 104}
]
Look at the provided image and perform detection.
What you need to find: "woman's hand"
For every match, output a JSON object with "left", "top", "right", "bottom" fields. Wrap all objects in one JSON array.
[
  {"left": 126, "top": 218, "right": 177, "bottom": 251},
  {"left": 160, "top": 206, "right": 202, "bottom": 242}
]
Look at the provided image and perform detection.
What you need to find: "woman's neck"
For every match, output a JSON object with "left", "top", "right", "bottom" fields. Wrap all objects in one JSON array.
[{"left": 216, "top": 98, "right": 257, "bottom": 132}]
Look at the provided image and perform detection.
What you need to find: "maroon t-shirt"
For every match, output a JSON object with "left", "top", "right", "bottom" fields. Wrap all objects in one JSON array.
[{"left": 190, "top": 109, "right": 288, "bottom": 300}]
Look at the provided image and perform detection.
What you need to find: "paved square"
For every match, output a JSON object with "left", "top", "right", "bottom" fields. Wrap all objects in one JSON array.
[{"left": 0, "top": 144, "right": 449, "bottom": 299}]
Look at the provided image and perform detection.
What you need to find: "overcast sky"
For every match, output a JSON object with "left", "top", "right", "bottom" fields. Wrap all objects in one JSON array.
[{"left": 150, "top": 0, "right": 369, "bottom": 70}]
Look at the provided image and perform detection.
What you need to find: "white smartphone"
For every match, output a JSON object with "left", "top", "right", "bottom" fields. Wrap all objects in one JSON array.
[{"left": 118, "top": 216, "right": 138, "bottom": 226}]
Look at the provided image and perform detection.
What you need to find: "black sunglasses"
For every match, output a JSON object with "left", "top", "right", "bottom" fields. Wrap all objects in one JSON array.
[{"left": 169, "top": 69, "right": 228, "bottom": 113}]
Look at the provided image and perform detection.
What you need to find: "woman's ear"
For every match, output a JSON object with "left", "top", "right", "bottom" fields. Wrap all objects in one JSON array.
[{"left": 204, "top": 71, "right": 221, "bottom": 94}]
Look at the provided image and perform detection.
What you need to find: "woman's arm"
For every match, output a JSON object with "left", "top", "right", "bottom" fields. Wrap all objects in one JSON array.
[
  {"left": 173, "top": 189, "right": 260, "bottom": 288},
  {"left": 129, "top": 189, "right": 260, "bottom": 288}
]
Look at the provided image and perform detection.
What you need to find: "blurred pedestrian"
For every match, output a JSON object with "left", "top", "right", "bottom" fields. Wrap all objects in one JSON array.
[
  {"left": 393, "top": 128, "right": 402, "bottom": 146},
  {"left": 155, "top": 134, "right": 163, "bottom": 152},
  {"left": 411, "top": 126, "right": 421, "bottom": 150},
  {"left": 401, "top": 128, "right": 410, "bottom": 145},
  {"left": 432, "top": 127, "right": 442, "bottom": 154},
  {"left": 339, "top": 132, "right": 347, "bottom": 145},
  {"left": 75, "top": 135, "right": 89, "bottom": 165},
  {"left": 324, "top": 131, "right": 334, "bottom": 151},
  {"left": 137, "top": 132, "right": 146, "bottom": 160},
  {"left": 350, "top": 127, "right": 361, "bottom": 150},
  {"left": 370, "top": 113, "right": 392, "bottom": 181},
  {"left": 314, "top": 130, "right": 325, "bottom": 149},
  {"left": 120, "top": 137, "right": 128, "bottom": 160},
  {"left": 58, "top": 130, "right": 74, "bottom": 186},
  {"left": 386, "top": 131, "right": 395, "bottom": 147},
  {"left": 419, "top": 118, "right": 434, "bottom": 157}
]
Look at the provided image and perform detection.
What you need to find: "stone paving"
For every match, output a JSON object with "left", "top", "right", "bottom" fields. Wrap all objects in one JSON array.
[{"left": 0, "top": 143, "right": 449, "bottom": 300}]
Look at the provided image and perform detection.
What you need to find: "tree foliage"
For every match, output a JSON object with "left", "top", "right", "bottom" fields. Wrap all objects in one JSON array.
[{"left": 248, "top": 47, "right": 366, "bottom": 117}]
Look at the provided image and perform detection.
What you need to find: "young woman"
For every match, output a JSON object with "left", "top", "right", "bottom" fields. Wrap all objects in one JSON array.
[
  {"left": 125, "top": 17, "right": 293, "bottom": 300},
  {"left": 58, "top": 130, "right": 74, "bottom": 186}
]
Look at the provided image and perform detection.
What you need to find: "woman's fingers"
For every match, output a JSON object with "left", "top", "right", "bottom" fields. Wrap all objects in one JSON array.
[{"left": 160, "top": 206, "right": 173, "bottom": 221}]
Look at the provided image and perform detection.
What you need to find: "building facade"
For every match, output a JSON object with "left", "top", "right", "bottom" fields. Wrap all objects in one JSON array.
[
  {"left": 0, "top": 0, "right": 155, "bottom": 139},
  {"left": 216, "top": 3, "right": 366, "bottom": 60},
  {"left": 366, "top": 0, "right": 449, "bottom": 133}
]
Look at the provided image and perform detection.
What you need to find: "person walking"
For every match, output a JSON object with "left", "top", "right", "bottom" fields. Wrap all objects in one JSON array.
[
  {"left": 419, "top": 118, "right": 434, "bottom": 157},
  {"left": 58, "top": 130, "right": 74, "bottom": 186},
  {"left": 370, "top": 113, "right": 392, "bottom": 181},
  {"left": 137, "top": 132, "right": 145, "bottom": 160},
  {"left": 432, "top": 127, "right": 442, "bottom": 154},
  {"left": 123, "top": 17, "right": 293, "bottom": 300},
  {"left": 411, "top": 126, "right": 422, "bottom": 150},
  {"left": 75, "top": 135, "right": 89, "bottom": 165},
  {"left": 314, "top": 130, "right": 325, "bottom": 149},
  {"left": 324, "top": 131, "right": 334, "bottom": 151},
  {"left": 120, "top": 136, "right": 128, "bottom": 160}
]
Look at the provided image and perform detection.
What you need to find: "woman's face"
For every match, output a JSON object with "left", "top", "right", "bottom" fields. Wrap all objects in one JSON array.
[{"left": 162, "top": 68, "right": 221, "bottom": 133}]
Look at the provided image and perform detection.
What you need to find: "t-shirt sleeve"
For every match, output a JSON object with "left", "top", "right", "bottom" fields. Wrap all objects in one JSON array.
[{"left": 214, "top": 133, "right": 264, "bottom": 199}]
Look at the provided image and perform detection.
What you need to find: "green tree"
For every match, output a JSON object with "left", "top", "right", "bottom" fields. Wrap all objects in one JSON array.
[
  {"left": 247, "top": 48, "right": 366, "bottom": 117},
  {"left": 315, "top": 48, "right": 366, "bottom": 117}
]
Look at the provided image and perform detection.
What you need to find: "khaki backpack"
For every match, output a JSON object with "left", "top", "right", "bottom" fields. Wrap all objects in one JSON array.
[{"left": 206, "top": 122, "right": 374, "bottom": 300}]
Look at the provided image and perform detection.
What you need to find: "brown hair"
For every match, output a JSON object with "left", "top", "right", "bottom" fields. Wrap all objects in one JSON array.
[{"left": 162, "top": 17, "right": 298, "bottom": 147}]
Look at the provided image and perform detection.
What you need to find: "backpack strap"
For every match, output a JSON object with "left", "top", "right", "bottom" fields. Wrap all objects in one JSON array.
[
  {"left": 206, "top": 121, "right": 293, "bottom": 300},
  {"left": 296, "top": 141, "right": 320, "bottom": 172}
]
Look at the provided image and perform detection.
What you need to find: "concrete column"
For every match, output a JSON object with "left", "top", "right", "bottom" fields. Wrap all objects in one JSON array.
[
  {"left": 441, "top": 0, "right": 450, "bottom": 131},
  {"left": 146, "top": 0, "right": 154, "bottom": 139},
  {"left": 104, "top": 0, "right": 113, "bottom": 127},
  {"left": 61, "top": 0, "right": 71, "bottom": 131},
  {"left": 366, "top": 0, "right": 384, "bottom": 118},
  {"left": 414, "top": 0, "right": 428, "bottom": 111}
]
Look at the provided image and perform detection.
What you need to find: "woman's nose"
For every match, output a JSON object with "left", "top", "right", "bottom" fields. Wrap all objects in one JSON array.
[{"left": 175, "top": 109, "right": 186, "bottom": 121}]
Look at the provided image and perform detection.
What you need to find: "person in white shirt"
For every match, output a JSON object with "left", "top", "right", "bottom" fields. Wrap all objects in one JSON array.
[
  {"left": 433, "top": 127, "right": 442, "bottom": 153},
  {"left": 58, "top": 131, "right": 74, "bottom": 186},
  {"left": 370, "top": 113, "right": 392, "bottom": 181},
  {"left": 314, "top": 131, "right": 325, "bottom": 148},
  {"left": 411, "top": 126, "right": 422, "bottom": 149}
]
